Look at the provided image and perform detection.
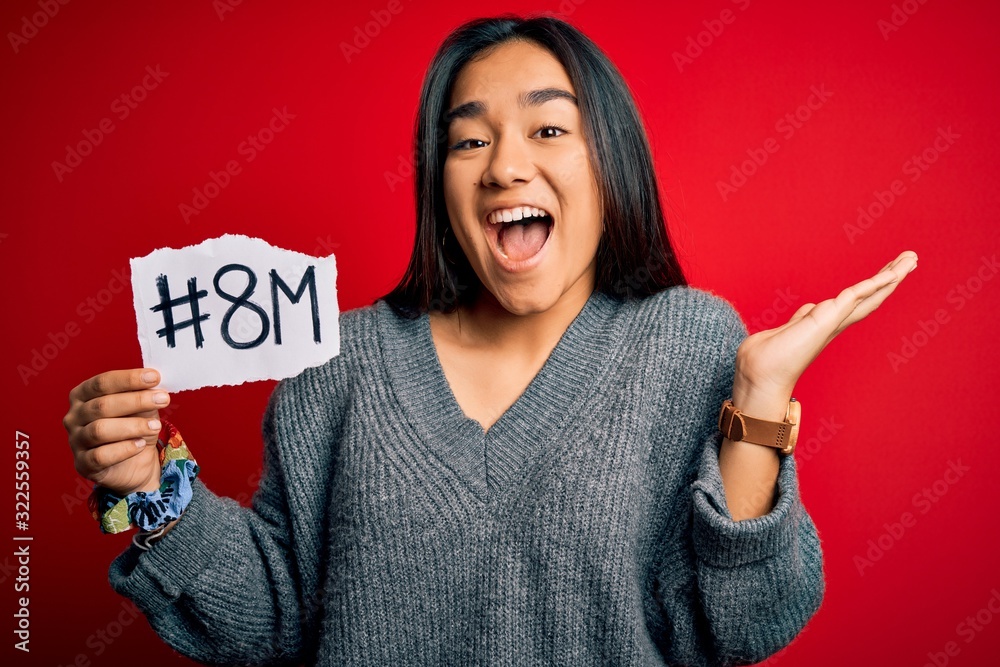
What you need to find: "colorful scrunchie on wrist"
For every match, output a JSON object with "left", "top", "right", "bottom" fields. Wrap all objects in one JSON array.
[{"left": 88, "top": 419, "right": 199, "bottom": 534}]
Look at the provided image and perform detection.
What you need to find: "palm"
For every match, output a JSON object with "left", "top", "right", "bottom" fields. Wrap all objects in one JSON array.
[
  {"left": 96, "top": 445, "right": 159, "bottom": 493},
  {"left": 89, "top": 406, "right": 162, "bottom": 494},
  {"left": 735, "top": 251, "right": 918, "bottom": 393}
]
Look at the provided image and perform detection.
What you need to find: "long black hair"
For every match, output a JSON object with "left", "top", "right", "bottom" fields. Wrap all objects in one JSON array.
[{"left": 381, "top": 14, "right": 687, "bottom": 319}]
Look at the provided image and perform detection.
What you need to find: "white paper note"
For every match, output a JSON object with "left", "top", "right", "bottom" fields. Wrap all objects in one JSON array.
[{"left": 131, "top": 234, "right": 339, "bottom": 392}]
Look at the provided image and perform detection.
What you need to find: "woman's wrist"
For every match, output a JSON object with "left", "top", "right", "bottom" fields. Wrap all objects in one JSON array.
[
  {"left": 132, "top": 465, "right": 164, "bottom": 495},
  {"left": 730, "top": 376, "right": 794, "bottom": 422},
  {"left": 90, "top": 419, "right": 199, "bottom": 534}
]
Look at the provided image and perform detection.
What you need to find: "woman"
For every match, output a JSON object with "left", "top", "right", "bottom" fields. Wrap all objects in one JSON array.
[{"left": 63, "top": 15, "right": 916, "bottom": 666}]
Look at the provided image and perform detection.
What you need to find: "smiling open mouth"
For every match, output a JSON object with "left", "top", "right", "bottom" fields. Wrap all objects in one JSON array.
[{"left": 492, "top": 211, "right": 553, "bottom": 261}]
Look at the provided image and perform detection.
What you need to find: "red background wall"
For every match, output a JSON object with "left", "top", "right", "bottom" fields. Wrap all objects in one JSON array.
[{"left": 3, "top": 1, "right": 998, "bottom": 665}]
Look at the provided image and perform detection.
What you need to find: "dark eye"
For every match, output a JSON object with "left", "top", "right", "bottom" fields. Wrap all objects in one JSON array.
[
  {"left": 449, "top": 138, "right": 489, "bottom": 151},
  {"left": 536, "top": 125, "right": 568, "bottom": 139}
]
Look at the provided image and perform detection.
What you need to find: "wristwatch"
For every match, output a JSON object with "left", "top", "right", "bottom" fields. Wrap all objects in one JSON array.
[{"left": 717, "top": 398, "right": 801, "bottom": 455}]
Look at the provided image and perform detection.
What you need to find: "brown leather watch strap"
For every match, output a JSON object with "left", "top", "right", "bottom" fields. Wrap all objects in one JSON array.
[{"left": 717, "top": 398, "right": 801, "bottom": 455}]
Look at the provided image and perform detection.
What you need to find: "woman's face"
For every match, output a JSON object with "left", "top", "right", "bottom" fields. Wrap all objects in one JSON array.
[{"left": 443, "top": 39, "right": 603, "bottom": 316}]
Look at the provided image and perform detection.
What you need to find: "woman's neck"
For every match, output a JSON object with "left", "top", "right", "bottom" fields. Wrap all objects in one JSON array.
[{"left": 437, "top": 276, "right": 596, "bottom": 357}]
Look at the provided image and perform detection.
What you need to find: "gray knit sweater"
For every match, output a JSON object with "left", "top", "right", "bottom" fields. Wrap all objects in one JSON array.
[{"left": 109, "top": 286, "right": 824, "bottom": 666}]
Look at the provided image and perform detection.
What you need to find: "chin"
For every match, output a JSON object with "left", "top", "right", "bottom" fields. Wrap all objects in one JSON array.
[{"left": 489, "top": 284, "right": 561, "bottom": 317}]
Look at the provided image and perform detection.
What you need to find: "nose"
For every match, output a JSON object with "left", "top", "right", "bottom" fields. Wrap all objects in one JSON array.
[{"left": 481, "top": 132, "right": 536, "bottom": 188}]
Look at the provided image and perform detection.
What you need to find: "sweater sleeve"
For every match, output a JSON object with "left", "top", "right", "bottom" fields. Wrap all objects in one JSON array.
[
  {"left": 687, "top": 301, "right": 825, "bottom": 665},
  {"left": 107, "top": 363, "right": 348, "bottom": 666}
]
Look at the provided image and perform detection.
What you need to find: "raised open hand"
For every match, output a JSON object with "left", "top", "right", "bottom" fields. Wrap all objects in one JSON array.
[
  {"left": 720, "top": 251, "right": 918, "bottom": 520},
  {"left": 734, "top": 250, "right": 918, "bottom": 399}
]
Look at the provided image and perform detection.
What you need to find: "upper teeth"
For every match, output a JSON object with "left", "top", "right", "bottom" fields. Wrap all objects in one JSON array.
[{"left": 488, "top": 206, "right": 550, "bottom": 224}]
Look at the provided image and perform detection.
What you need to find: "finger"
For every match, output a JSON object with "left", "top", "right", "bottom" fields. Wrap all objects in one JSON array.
[
  {"left": 833, "top": 258, "right": 908, "bottom": 306},
  {"left": 878, "top": 249, "right": 918, "bottom": 270},
  {"left": 75, "top": 416, "right": 162, "bottom": 450},
  {"left": 81, "top": 389, "right": 170, "bottom": 423},
  {"left": 788, "top": 302, "right": 815, "bottom": 323},
  {"left": 71, "top": 368, "right": 161, "bottom": 404},
  {"left": 767, "top": 302, "right": 816, "bottom": 334},
  {"left": 849, "top": 254, "right": 916, "bottom": 310},
  {"left": 875, "top": 250, "right": 918, "bottom": 284},
  {"left": 752, "top": 252, "right": 919, "bottom": 358},
  {"left": 75, "top": 439, "right": 152, "bottom": 480},
  {"left": 833, "top": 274, "right": 906, "bottom": 332},
  {"left": 781, "top": 268, "right": 893, "bottom": 333},
  {"left": 817, "top": 262, "right": 914, "bottom": 336},
  {"left": 784, "top": 286, "right": 877, "bottom": 342},
  {"left": 832, "top": 257, "right": 913, "bottom": 316}
]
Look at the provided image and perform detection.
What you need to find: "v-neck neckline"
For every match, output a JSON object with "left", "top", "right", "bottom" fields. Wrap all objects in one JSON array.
[{"left": 376, "top": 289, "right": 624, "bottom": 503}]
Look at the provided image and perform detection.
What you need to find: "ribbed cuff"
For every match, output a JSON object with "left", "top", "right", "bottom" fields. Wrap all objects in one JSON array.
[
  {"left": 691, "top": 432, "right": 802, "bottom": 568},
  {"left": 108, "top": 478, "right": 229, "bottom": 615}
]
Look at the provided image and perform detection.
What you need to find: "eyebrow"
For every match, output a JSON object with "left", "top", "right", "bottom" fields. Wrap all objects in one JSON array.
[{"left": 442, "top": 87, "right": 578, "bottom": 127}]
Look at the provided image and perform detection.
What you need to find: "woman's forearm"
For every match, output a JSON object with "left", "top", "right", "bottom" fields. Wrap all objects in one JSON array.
[{"left": 717, "top": 381, "right": 792, "bottom": 521}]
